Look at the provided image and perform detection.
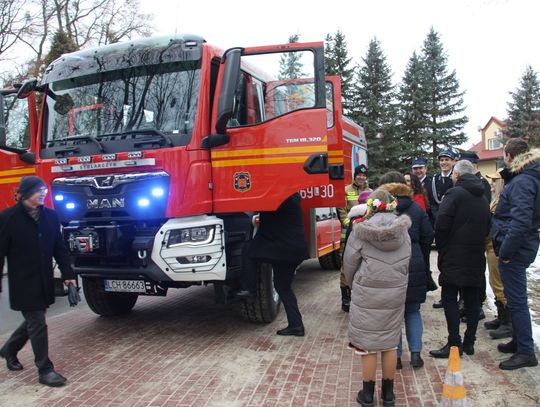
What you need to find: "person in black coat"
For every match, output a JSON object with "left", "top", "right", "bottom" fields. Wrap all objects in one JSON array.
[
  {"left": 429, "top": 161, "right": 490, "bottom": 358},
  {"left": 0, "top": 176, "right": 76, "bottom": 387},
  {"left": 379, "top": 173, "right": 434, "bottom": 369},
  {"left": 248, "top": 193, "right": 309, "bottom": 336}
]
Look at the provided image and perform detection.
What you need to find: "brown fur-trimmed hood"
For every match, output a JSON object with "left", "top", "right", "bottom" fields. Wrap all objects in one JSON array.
[
  {"left": 353, "top": 212, "right": 411, "bottom": 252},
  {"left": 379, "top": 182, "right": 413, "bottom": 198},
  {"left": 509, "top": 148, "right": 540, "bottom": 174}
]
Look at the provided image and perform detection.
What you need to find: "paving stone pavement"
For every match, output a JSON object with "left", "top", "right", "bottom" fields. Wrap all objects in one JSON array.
[{"left": 0, "top": 256, "right": 538, "bottom": 407}]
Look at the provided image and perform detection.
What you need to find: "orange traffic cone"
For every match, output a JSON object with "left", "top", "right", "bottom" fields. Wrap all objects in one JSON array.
[{"left": 440, "top": 346, "right": 468, "bottom": 406}]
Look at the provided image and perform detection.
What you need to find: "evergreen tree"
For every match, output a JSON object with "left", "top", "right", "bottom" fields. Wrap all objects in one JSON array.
[
  {"left": 278, "top": 34, "right": 305, "bottom": 80},
  {"left": 324, "top": 30, "right": 355, "bottom": 113},
  {"left": 397, "top": 51, "right": 430, "bottom": 167},
  {"left": 44, "top": 29, "right": 78, "bottom": 67},
  {"left": 352, "top": 38, "right": 401, "bottom": 181},
  {"left": 420, "top": 28, "right": 468, "bottom": 162},
  {"left": 506, "top": 65, "right": 540, "bottom": 146}
]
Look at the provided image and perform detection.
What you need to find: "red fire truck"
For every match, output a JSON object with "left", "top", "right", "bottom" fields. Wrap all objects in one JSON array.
[{"left": 0, "top": 35, "right": 366, "bottom": 322}]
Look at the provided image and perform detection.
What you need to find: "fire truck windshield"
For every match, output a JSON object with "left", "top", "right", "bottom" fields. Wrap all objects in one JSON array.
[{"left": 42, "top": 60, "right": 201, "bottom": 155}]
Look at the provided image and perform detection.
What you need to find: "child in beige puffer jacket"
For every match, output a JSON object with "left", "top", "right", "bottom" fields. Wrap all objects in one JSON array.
[{"left": 344, "top": 188, "right": 412, "bottom": 407}]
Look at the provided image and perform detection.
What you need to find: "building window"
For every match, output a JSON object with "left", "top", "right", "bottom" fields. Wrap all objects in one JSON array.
[{"left": 488, "top": 138, "right": 503, "bottom": 150}]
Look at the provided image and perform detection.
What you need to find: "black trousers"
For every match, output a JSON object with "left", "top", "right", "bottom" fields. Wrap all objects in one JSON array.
[
  {"left": 273, "top": 263, "right": 303, "bottom": 329},
  {"left": 442, "top": 285, "right": 480, "bottom": 346},
  {"left": 1, "top": 310, "right": 54, "bottom": 374}
]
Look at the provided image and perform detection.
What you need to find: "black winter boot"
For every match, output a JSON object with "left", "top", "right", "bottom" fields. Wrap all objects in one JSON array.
[
  {"left": 410, "top": 352, "right": 424, "bottom": 368},
  {"left": 341, "top": 287, "right": 351, "bottom": 313},
  {"left": 426, "top": 273, "right": 438, "bottom": 292},
  {"left": 484, "top": 300, "right": 503, "bottom": 330},
  {"left": 381, "top": 378, "right": 395, "bottom": 406},
  {"left": 489, "top": 306, "right": 512, "bottom": 339},
  {"left": 356, "top": 380, "right": 375, "bottom": 406}
]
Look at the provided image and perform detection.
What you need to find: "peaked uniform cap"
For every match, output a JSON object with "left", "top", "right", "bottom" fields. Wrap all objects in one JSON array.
[
  {"left": 459, "top": 151, "right": 480, "bottom": 163},
  {"left": 438, "top": 149, "right": 457, "bottom": 160}
]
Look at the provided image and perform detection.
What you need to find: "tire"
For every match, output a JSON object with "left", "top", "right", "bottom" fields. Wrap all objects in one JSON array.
[
  {"left": 318, "top": 249, "right": 341, "bottom": 270},
  {"left": 82, "top": 277, "right": 138, "bottom": 316},
  {"left": 240, "top": 263, "right": 280, "bottom": 323}
]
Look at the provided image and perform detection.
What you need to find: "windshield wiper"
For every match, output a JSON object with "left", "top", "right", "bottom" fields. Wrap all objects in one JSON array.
[
  {"left": 103, "top": 129, "right": 173, "bottom": 147},
  {"left": 62, "top": 134, "right": 106, "bottom": 153}
]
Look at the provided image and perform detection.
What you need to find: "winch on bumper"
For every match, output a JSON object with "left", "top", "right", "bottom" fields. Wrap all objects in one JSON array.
[{"left": 64, "top": 215, "right": 227, "bottom": 283}]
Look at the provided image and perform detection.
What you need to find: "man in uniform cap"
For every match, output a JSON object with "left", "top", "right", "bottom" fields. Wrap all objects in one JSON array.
[
  {"left": 425, "top": 149, "right": 456, "bottom": 221},
  {"left": 337, "top": 164, "right": 371, "bottom": 312},
  {"left": 411, "top": 158, "right": 430, "bottom": 189},
  {"left": 425, "top": 149, "right": 457, "bottom": 308},
  {"left": 0, "top": 176, "right": 76, "bottom": 387}
]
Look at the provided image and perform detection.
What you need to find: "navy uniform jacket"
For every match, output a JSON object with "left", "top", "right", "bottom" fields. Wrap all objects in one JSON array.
[{"left": 425, "top": 173, "right": 454, "bottom": 220}]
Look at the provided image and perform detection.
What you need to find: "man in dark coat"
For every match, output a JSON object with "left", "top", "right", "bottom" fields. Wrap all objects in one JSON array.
[
  {"left": 248, "top": 193, "right": 309, "bottom": 336},
  {"left": 429, "top": 160, "right": 490, "bottom": 358},
  {"left": 0, "top": 176, "right": 76, "bottom": 387},
  {"left": 492, "top": 138, "right": 540, "bottom": 370},
  {"left": 458, "top": 151, "right": 491, "bottom": 321}
]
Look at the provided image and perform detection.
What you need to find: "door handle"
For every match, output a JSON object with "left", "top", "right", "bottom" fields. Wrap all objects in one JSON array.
[{"left": 304, "top": 153, "right": 328, "bottom": 174}]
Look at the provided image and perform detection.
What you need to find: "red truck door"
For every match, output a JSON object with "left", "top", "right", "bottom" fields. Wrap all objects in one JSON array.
[
  {"left": 0, "top": 89, "right": 38, "bottom": 209},
  {"left": 299, "top": 76, "right": 345, "bottom": 208},
  {"left": 210, "top": 42, "right": 341, "bottom": 213}
]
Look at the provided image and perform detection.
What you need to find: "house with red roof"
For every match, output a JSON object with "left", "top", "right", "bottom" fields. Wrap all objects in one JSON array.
[{"left": 470, "top": 116, "right": 508, "bottom": 176}]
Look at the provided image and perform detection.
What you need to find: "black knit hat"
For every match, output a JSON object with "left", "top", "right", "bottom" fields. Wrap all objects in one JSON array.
[
  {"left": 17, "top": 176, "right": 46, "bottom": 201},
  {"left": 354, "top": 164, "right": 368, "bottom": 177}
]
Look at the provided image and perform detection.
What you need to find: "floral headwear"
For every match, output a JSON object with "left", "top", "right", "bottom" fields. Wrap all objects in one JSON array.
[
  {"left": 366, "top": 196, "right": 398, "bottom": 213},
  {"left": 353, "top": 188, "right": 398, "bottom": 223},
  {"left": 365, "top": 188, "right": 398, "bottom": 217}
]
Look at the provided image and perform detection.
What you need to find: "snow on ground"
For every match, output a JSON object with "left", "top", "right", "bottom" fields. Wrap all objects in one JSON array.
[
  {"left": 484, "top": 248, "right": 540, "bottom": 352},
  {"left": 528, "top": 249, "right": 540, "bottom": 350}
]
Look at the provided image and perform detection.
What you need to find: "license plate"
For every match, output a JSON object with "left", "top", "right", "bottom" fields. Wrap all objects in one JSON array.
[{"left": 104, "top": 279, "right": 147, "bottom": 293}]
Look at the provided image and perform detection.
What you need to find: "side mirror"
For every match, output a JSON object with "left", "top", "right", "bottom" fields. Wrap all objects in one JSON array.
[
  {"left": 17, "top": 78, "right": 38, "bottom": 99},
  {"left": 215, "top": 48, "right": 242, "bottom": 135}
]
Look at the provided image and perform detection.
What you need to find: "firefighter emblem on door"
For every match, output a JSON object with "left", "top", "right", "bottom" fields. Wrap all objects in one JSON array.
[{"left": 233, "top": 172, "right": 251, "bottom": 193}]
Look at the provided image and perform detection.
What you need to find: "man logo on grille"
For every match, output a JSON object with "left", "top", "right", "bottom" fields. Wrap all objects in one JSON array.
[{"left": 95, "top": 176, "right": 115, "bottom": 188}]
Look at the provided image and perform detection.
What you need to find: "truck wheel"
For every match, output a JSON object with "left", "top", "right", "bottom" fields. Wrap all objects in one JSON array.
[
  {"left": 241, "top": 263, "right": 280, "bottom": 323},
  {"left": 82, "top": 277, "right": 138, "bottom": 316},
  {"left": 319, "top": 249, "right": 341, "bottom": 270}
]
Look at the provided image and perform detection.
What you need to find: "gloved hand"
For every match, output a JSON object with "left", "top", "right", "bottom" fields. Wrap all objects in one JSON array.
[{"left": 67, "top": 283, "right": 81, "bottom": 307}]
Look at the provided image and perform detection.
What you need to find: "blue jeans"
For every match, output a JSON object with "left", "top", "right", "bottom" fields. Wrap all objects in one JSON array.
[
  {"left": 499, "top": 259, "right": 535, "bottom": 355},
  {"left": 397, "top": 302, "right": 423, "bottom": 357}
]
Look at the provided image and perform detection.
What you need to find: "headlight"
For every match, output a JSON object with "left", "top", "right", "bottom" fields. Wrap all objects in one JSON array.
[{"left": 166, "top": 226, "right": 215, "bottom": 247}]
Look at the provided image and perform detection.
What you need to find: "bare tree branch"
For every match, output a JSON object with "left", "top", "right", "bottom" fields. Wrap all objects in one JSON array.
[{"left": 0, "top": 0, "right": 34, "bottom": 59}]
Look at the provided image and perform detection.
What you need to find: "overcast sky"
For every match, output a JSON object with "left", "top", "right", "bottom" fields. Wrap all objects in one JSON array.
[{"left": 141, "top": 0, "right": 540, "bottom": 148}]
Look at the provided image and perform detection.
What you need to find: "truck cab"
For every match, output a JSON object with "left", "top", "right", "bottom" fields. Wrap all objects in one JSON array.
[{"left": 0, "top": 35, "right": 364, "bottom": 323}]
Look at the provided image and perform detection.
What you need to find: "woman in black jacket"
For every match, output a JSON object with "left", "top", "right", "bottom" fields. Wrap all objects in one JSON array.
[{"left": 379, "top": 172, "right": 434, "bottom": 369}]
